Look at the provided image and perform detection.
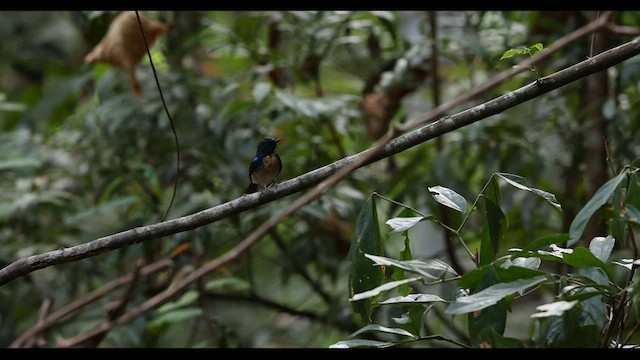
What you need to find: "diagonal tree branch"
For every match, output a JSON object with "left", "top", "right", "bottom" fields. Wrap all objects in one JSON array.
[{"left": 0, "top": 14, "right": 635, "bottom": 289}]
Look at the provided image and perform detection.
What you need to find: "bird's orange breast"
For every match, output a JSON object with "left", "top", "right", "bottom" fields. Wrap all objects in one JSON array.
[{"left": 251, "top": 154, "right": 281, "bottom": 186}]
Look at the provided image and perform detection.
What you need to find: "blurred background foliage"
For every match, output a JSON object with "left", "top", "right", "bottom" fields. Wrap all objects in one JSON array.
[{"left": 0, "top": 10, "right": 638, "bottom": 348}]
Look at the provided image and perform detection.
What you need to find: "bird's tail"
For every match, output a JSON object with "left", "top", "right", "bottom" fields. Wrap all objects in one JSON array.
[{"left": 245, "top": 183, "right": 258, "bottom": 194}]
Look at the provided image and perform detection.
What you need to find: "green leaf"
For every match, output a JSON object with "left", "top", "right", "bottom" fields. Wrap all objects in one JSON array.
[
  {"left": 562, "top": 247, "right": 613, "bottom": 280},
  {"left": 446, "top": 275, "right": 547, "bottom": 315},
  {"left": 393, "top": 307, "right": 426, "bottom": 337},
  {"left": 148, "top": 308, "right": 203, "bottom": 328},
  {"left": 204, "top": 277, "right": 250, "bottom": 292},
  {"left": 479, "top": 195, "right": 506, "bottom": 266},
  {"left": 365, "top": 254, "right": 459, "bottom": 280},
  {"left": 428, "top": 185, "right": 468, "bottom": 213},
  {"left": 377, "top": 293, "right": 447, "bottom": 305},
  {"left": 507, "top": 257, "right": 541, "bottom": 270},
  {"left": 496, "top": 173, "right": 562, "bottom": 212},
  {"left": 467, "top": 266, "right": 506, "bottom": 348},
  {"left": 351, "top": 324, "right": 416, "bottom": 338},
  {"left": 531, "top": 300, "right": 578, "bottom": 318},
  {"left": 588, "top": 235, "right": 615, "bottom": 262},
  {"left": 569, "top": 170, "right": 627, "bottom": 246},
  {"left": 529, "top": 42, "right": 544, "bottom": 53},
  {"left": 350, "top": 277, "right": 421, "bottom": 302},
  {"left": 491, "top": 330, "right": 525, "bottom": 348},
  {"left": 386, "top": 216, "right": 425, "bottom": 234},
  {"left": 348, "top": 194, "right": 385, "bottom": 323},
  {"left": 500, "top": 49, "right": 518, "bottom": 60},
  {"left": 540, "top": 307, "right": 601, "bottom": 347},
  {"left": 156, "top": 290, "right": 199, "bottom": 314},
  {"left": 458, "top": 264, "right": 546, "bottom": 292}
]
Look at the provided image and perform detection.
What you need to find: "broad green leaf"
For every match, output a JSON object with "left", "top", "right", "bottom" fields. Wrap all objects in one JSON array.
[
  {"left": 350, "top": 277, "right": 421, "bottom": 302},
  {"left": 531, "top": 300, "right": 578, "bottom": 318},
  {"left": 588, "top": 235, "right": 615, "bottom": 262},
  {"left": 386, "top": 216, "right": 425, "bottom": 234},
  {"left": 377, "top": 293, "right": 447, "bottom": 305},
  {"left": 204, "top": 277, "right": 250, "bottom": 292},
  {"left": 530, "top": 42, "right": 544, "bottom": 53},
  {"left": 491, "top": 330, "right": 525, "bottom": 348},
  {"left": 156, "top": 290, "right": 199, "bottom": 314},
  {"left": 500, "top": 49, "right": 518, "bottom": 60},
  {"left": 562, "top": 247, "right": 613, "bottom": 280},
  {"left": 541, "top": 307, "right": 601, "bottom": 347},
  {"left": 479, "top": 195, "right": 506, "bottom": 266},
  {"left": 509, "top": 257, "right": 541, "bottom": 270},
  {"left": 459, "top": 264, "right": 546, "bottom": 290},
  {"left": 392, "top": 307, "right": 425, "bottom": 337},
  {"left": 569, "top": 170, "right": 627, "bottom": 246},
  {"left": 459, "top": 264, "right": 545, "bottom": 290},
  {"left": 467, "top": 266, "right": 506, "bottom": 348},
  {"left": 577, "top": 291, "right": 607, "bottom": 327},
  {"left": 496, "top": 173, "right": 562, "bottom": 211},
  {"left": 351, "top": 324, "right": 416, "bottom": 338},
  {"left": 148, "top": 308, "right": 203, "bottom": 328},
  {"left": 428, "top": 185, "right": 467, "bottom": 213},
  {"left": 446, "top": 275, "right": 547, "bottom": 315},
  {"left": 365, "top": 254, "right": 459, "bottom": 280},
  {"left": 348, "top": 194, "right": 385, "bottom": 323}
]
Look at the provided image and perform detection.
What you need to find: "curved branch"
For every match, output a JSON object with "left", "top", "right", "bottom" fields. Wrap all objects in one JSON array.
[{"left": 0, "top": 18, "right": 637, "bottom": 289}]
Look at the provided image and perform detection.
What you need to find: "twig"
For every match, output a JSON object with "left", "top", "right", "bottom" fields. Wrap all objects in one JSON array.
[
  {"left": 135, "top": 11, "right": 180, "bottom": 223},
  {"left": 10, "top": 259, "right": 172, "bottom": 348}
]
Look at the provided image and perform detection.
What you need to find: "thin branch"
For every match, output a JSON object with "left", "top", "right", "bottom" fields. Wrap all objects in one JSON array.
[
  {"left": 0, "top": 14, "right": 635, "bottom": 288},
  {"left": 268, "top": 228, "right": 333, "bottom": 304},
  {"left": 135, "top": 11, "right": 180, "bottom": 223},
  {"left": 57, "top": 260, "right": 144, "bottom": 348},
  {"left": 10, "top": 259, "right": 172, "bottom": 348},
  {"left": 606, "top": 23, "right": 640, "bottom": 36}
]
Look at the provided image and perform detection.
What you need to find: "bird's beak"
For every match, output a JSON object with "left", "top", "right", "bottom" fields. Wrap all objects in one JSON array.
[{"left": 276, "top": 138, "right": 281, "bottom": 143}]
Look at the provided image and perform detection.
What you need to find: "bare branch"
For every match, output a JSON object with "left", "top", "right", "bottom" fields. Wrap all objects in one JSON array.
[{"left": 10, "top": 259, "right": 172, "bottom": 348}]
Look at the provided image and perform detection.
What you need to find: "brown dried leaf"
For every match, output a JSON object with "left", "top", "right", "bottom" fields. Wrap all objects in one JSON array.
[{"left": 85, "top": 11, "right": 167, "bottom": 95}]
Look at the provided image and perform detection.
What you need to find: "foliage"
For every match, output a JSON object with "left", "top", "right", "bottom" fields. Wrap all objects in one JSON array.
[
  {"left": 0, "top": 10, "right": 639, "bottom": 348},
  {"left": 336, "top": 167, "right": 640, "bottom": 348}
]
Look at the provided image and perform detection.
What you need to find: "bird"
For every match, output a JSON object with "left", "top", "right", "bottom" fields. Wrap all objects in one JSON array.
[{"left": 245, "top": 137, "right": 282, "bottom": 194}]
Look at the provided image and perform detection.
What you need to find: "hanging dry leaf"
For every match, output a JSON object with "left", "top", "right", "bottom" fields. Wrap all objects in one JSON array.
[{"left": 84, "top": 11, "right": 167, "bottom": 95}]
